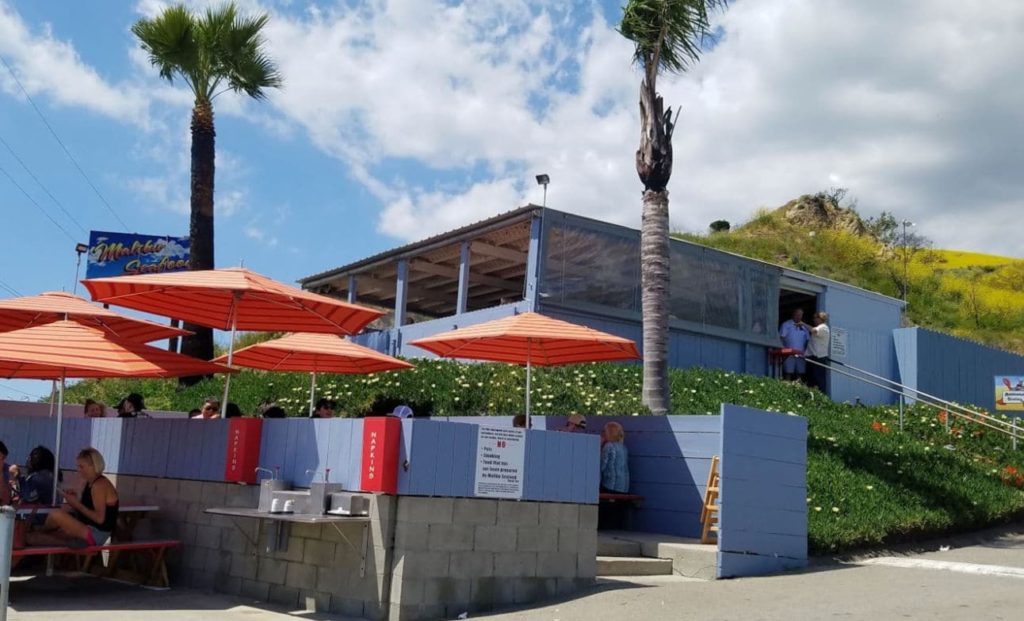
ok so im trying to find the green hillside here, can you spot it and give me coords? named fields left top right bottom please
left=679, top=193, right=1024, bottom=354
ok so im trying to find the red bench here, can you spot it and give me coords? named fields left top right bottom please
left=13, top=539, right=180, bottom=588
left=599, top=492, right=644, bottom=504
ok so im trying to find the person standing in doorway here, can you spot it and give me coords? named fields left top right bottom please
left=779, top=309, right=809, bottom=381
left=804, top=311, right=831, bottom=391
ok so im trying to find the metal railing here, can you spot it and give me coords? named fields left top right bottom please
left=802, top=356, right=1019, bottom=450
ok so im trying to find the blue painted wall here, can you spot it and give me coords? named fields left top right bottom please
left=717, top=403, right=808, bottom=578
left=819, top=287, right=903, bottom=405
left=895, top=327, right=1024, bottom=413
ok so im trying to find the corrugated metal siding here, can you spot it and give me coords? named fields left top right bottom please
left=819, top=288, right=903, bottom=405
left=902, top=328, right=1024, bottom=412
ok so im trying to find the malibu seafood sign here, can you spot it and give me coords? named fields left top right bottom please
left=995, top=376, right=1024, bottom=412
left=86, top=231, right=190, bottom=279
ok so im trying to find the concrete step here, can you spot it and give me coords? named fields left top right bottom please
left=597, top=556, right=674, bottom=576
left=600, top=530, right=719, bottom=580
left=598, top=536, right=642, bottom=557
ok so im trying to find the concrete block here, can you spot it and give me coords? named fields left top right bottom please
left=256, top=557, right=288, bottom=585
left=224, top=484, right=258, bottom=508
left=392, top=603, right=446, bottom=621
left=269, top=536, right=304, bottom=563
left=348, top=568, right=388, bottom=603
left=201, top=482, right=227, bottom=505
left=221, top=529, right=251, bottom=554
left=331, top=597, right=367, bottom=620
left=229, top=553, right=258, bottom=580
left=285, top=561, right=318, bottom=590
left=333, top=538, right=371, bottom=571
left=493, top=552, right=536, bottom=578
left=448, top=551, right=493, bottom=579
left=362, top=599, right=388, bottom=621
left=497, top=501, right=538, bottom=526
left=153, top=477, right=179, bottom=500
left=315, top=567, right=347, bottom=594
left=177, top=523, right=198, bottom=547
left=208, top=549, right=232, bottom=580
left=220, top=576, right=243, bottom=596
left=184, top=547, right=210, bottom=571
left=578, top=529, right=598, bottom=559
left=537, top=552, right=577, bottom=578
left=389, top=576, right=424, bottom=605
left=290, top=523, right=322, bottom=540
left=452, top=498, right=497, bottom=526
left=516, top=526, right=557, bottom=552
left=577, top=553, right=597, bottom=578
left=579, top=504, right=598, bottom=529
left=539, top=503, right=579, bottom=528
left=188, top=569, right=215, bottom=590
left=186, top=503, right=209, bottom=525
left=178, top=480, right=204, bottom=502
left=393, top=551, right=450, bottom=579
left=396, top=497, right=453, bottom=524
left=514, top=577, right=558, bottom=604
left=303, top=537, right=337, bottom=567
left=300, top=590, right=332, bottom=613
left=428, top=523, right=474, bottom=552
left=557, top=528, right=579, bottom=553
left=423, top=577, right=472, bottom=608
left=269, top=584, right=300, bottom=608
left=394, top=521, right=429, bottom=551
left=474, top=525, right=517, bottom=552
left=470, top=577, right=516, bottom=610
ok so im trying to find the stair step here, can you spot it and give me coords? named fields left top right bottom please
left=596, top=556, right=674, bottom=576
left=597, top=538, right=642, bottom=557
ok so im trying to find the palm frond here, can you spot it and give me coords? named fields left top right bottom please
left=131, top=4, right=199, bottom=86
left=619, top=0, right=728, bottom=74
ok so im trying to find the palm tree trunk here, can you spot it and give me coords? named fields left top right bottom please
left=641, top=190, right=671, bottom=414
left=180, top=100, right=216, bottom=375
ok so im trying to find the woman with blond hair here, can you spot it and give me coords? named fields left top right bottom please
left=27, top=447, right=119, bottom=547
left=600, top=422, right=630, bottom=494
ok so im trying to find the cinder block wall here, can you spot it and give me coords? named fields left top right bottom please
left=388, top=496, right=597, bottom=621
left=107, top=475, right=597, bottom=621
left=111, top=474, right=396, bottom=620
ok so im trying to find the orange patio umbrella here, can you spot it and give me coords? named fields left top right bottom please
left=0, top=320, right=235, bottom=503
left=83, top=267, right=385, bottom=409
left=0, top=291, right=190, bottom=342
left=214, top=332, right=413, bottom=416
left=408, top=311, right=640, bottom=419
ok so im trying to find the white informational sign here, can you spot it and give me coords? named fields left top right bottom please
left=830, top=327, right=848, bottom=360
left=474, top=426, right=526, bottom=499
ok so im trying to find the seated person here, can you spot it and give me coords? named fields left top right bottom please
left=512, top=414, right=528, bottom=428
left=0, top=441, right=11, bottom=506
left=10, top=445, right=56, bottom=506
left=26, top=447, right=119, bottom=548
left=600, top=422, right=630, bottom=494
left=116, top=393, right=146, bottom=418
left=84, top=399, right=106, bottom=418
left=224, top=402, right=243, bottom=418
left=564, top=414, right=587, bottom=432
left=313, top=398, right=337, bottom=418
left=193, top=398, right=221, bottom=419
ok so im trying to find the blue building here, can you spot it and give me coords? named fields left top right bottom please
left=300, top=206, right=905, bottom=405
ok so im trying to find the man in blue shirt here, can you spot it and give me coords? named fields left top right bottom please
left=779, top=309, right=810, bottom=381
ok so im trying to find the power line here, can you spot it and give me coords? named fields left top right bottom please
left=0, top=132, right=87, bottom=234
left=0, top=162, right=78, bottom=243
left=0, top=53, right=130, bottom=231
left=0, top=382, right=37, bottom=398
left=0, top=278, right=22, bottom=296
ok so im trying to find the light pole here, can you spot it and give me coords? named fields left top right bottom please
left=901, top=220, right=914, bottom=302
left=535, top=174, right=550, bottom=207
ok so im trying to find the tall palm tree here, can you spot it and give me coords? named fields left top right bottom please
left=132, top=4, right=281, bottom=368
left=620, top=0, right=726, bottom=414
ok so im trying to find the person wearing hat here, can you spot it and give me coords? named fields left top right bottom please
left=564, top=414, right=587, bottom=432
left=116, top=393, right=145, bottom=418
left=390, top=405, right=414, bottom=419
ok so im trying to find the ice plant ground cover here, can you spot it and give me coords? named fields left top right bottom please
left=66, top=361, right=1024, bottom=554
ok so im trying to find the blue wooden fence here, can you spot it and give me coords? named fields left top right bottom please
left=717, top=403, right=808, bottom=578
left=895, top=327, right=1024, bottom=413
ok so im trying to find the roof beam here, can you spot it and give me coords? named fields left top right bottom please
left=410, top=259, right=523, bottom=292
left=471, top=241, right=527, bottom=264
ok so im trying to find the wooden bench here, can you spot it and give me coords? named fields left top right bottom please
left=599, top=492, right=644, bottom=504
left=598, top=493, right=643, bottom=530
left=13, top=539, right=180, bottom=588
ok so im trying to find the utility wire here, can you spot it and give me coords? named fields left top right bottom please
left=0, top=53, right=130, bottom=231
left=0, top=382, right=36, bottom=397
left=0, top=132, right=87, bottom=234
left=0, top=162, right=78, bottom=243
left=0, top=278, right=22, bottom=296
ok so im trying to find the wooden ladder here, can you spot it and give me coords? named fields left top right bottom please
left=700, top=455, right=720, bottom=544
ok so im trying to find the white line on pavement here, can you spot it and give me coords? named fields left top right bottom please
left=857, top=557, right=1024, bottom=579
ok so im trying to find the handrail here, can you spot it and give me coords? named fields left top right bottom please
left=801, top=356, right=1019, bottom=449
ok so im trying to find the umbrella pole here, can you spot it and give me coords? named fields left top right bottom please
left=220, top=301, right=239, bottom=416
left=51, top=373, right=66, bottom=507
left=308, top=371, right=316, bottom=418
left=48, top=380, right=56, bottom=417
left=525, top=343, right=532, bottom=427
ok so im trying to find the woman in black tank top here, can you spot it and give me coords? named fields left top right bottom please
left=26, top=447, right=120, bottom=548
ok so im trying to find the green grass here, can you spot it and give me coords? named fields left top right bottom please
left=64, top=361, right=1024, bottom=555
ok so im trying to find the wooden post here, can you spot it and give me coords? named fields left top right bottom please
left=347, top=275, right=357, bottom=304
left=457, top=242, right=471, bottom=315
left=395, top=260, right=408, bottom=328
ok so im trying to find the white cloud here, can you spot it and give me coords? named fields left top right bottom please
left=0, top=1, right=149, bottom=125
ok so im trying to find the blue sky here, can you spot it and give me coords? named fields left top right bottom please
left=2, top=0, right=1023, bottom=400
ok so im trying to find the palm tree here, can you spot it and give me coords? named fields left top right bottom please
left=132, top=4, right=281, bottom=367
left=620, top=0, right=726, bottom=414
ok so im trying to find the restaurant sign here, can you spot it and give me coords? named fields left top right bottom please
left=474, top=426, right=525, bottom=499
left=86, top=230, right=190, bottom=279
left=996, top=376, right=1024, bottom=411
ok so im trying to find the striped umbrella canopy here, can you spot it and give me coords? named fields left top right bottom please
left=213, top=332, right=413, bottom=416
left=408, top=312, right=639, bottom=418
left=0, top=291, right=190, bottom=342
left=82, top=268, right=383, bottom=335
left=0, top=320, right=235, bottom=504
